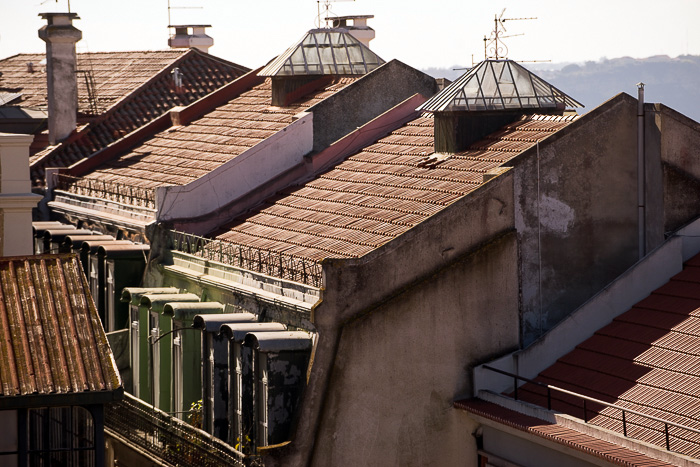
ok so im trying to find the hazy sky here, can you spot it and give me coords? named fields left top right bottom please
left=1, top=0, right=699, bottom=69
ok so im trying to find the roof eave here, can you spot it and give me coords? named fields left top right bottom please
left=0, top=386, right=124, bottom=410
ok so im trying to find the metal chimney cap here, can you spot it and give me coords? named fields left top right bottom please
left=39, top=12, right=80, bottom=22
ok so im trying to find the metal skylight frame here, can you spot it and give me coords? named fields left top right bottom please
left=419, top=59, right=583, bottom=112
left=259, top=28, right=385, bottom=77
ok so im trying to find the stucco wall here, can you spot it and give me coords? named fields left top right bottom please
left=514, top=94, right=640, bottom=345
left=656, top=104, right=700, bottom=232
left=311, top=232, right=519, bottom=467
left=309, top=60, right=437, bottom=151
left=263, top=171, right=518, bottom=466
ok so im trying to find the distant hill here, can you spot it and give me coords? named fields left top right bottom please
left=422, top=55, right=700, bottom=122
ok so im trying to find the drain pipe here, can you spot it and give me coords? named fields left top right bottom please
left=637, top=82, right=646, bottom=260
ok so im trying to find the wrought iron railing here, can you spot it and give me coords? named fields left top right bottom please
left=105, top=392, right=247, bottom=467
left=55, top=174, right=156, bottom=210
left=482, top=365, right=700, bottom=454
left=170, top=230, right=323, bottom=288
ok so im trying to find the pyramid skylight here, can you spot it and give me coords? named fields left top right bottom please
left=419, top=59, right=583, bottom=113
left=259, top=28, right=385, bottom=77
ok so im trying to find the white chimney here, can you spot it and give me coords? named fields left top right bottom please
left=38, top=12, right=82, bottom=145
left=0, top=133, right=42, bottom=256
left=330, top=15, right=376, bottom=48
left=168, top=25, right=214, bottom=54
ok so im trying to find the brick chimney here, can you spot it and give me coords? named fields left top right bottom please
left=38, top=12, right=82, bottom=145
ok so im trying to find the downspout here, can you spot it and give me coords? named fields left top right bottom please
left=637, top=83, right=646, bottom=260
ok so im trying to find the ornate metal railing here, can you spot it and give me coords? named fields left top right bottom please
left=105, top=392, right=247, bottom=467
left=55, top=174, right=156, bottom=210
left=170, top=230, right=323, bottom=288
left=482, top=365, right=700, bottom=455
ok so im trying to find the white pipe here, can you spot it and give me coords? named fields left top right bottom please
left=637, top=82, right=646, bottom=260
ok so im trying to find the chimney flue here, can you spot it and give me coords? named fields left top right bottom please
left=168, top=25, right=214, bottom=54
left=38, top=12, right=82, bottom=145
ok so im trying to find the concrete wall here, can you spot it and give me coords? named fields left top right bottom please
left=655, top=104, right=700, bottom=233
left=309, top=59, right=437, bottom=151
left=312, top=232, right=519, bottom=467
left=475, top=234, right=687, bottom=395
left=263, top=171, right=518, bottom=466
left=513, top=94, right=641, bottom=345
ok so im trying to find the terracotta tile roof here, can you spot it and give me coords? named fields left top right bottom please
left=19, top=49, right=249, bottom=185
left=456, top=398, right=678, bottom=467
left=0, top=254, right=121, bottom=405
left=515, top=253, right=700, bottom=458
left=213, top=114, right=578, bottom=262
left=77, top=77, right=356, bottom=188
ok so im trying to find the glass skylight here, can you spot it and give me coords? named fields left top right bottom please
left=259, top=28, right=385, bottom=77
left=419, top=60, right=583, bottom=112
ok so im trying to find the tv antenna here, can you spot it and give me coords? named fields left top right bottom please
left=39, top=0, right=71, bottom=12
left=315, top=0, right=355, bottom=28
left=483, top=9, right=536, bottom=60
left=167, top=0, right=204, bottom=27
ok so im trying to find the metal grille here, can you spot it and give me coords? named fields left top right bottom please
left=170, top=230, right=323, bottom=288
left=55, top=174, right=156, bottom=210
left=105, top=392, right=246, bottom=467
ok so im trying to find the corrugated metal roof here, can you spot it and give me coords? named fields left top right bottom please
left=0, top=254, right=121, bottom=405
left=193, top=312, right=257, bottom=332
left=456, top=399, right=678, bottom=467
left=139, top=293, right=200, bottom=313
left=220, top=322, right=287, bottom=342
left=418, top=60, right=583, bottom=113
left=515, top=253, right=700, bottom=458
left=213, top=113, right=577, bottom=262
left=162, top=301, right=224, bottom=321
left=120, top=287, right=180, bottom=306
left=244, top=331, right=313, bottom=352
left=259, top=28, right=384, bottom=77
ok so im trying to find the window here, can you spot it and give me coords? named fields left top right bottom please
left=0, top=407, right=96, bottom=467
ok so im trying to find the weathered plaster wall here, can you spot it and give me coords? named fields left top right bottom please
left=312, top=232, right=519, bottom=467
left=655, top=104, right=700, bottom=232
left=309, top=59, right=437, bottom=151
left=264, top=172, right=517, bottom=466
left=514, top=94, right=640, bottom=345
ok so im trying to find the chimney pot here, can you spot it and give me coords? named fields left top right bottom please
left=168, top=24, right=214, bottom=54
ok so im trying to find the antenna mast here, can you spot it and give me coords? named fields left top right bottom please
left=315, top=0, right=355, bottom=28
left=483, top=9, right=537, bottom=60
left=40, top=0, right=71, bottom=12
left=167, top=0, right=204, bottom=26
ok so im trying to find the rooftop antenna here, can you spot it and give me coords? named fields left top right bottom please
left=39, top=0, right=71, bottom=12
left=167, top=0, right=203, bottom=27
left=315, top=0, right=355, bottom=28
left=483, top=8, right=537, bottom=61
